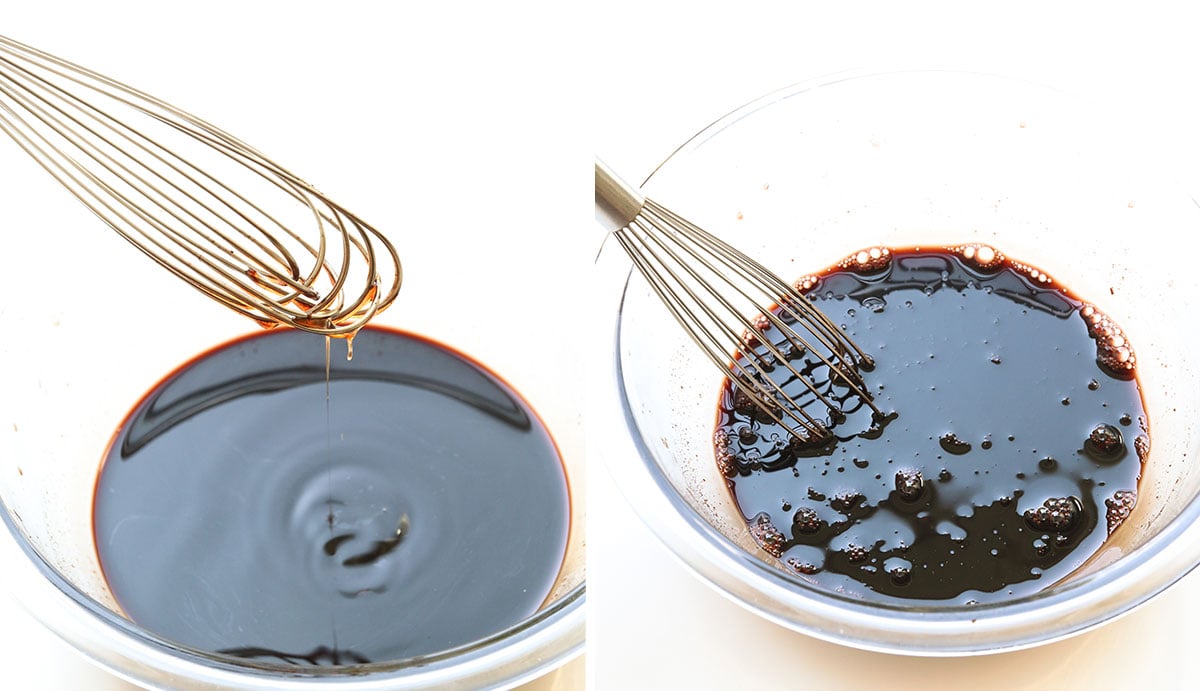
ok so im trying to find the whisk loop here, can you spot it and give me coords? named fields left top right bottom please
left=0, top=35, right=400, bottom=336
left=596, top=159, right=880, bottom=444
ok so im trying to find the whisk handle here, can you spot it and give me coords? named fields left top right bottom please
left=595, top=158, right=646, bottom=232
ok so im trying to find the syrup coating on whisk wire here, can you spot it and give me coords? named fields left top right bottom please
left=0, top=35, right=400, bottom=336
left=596, top=159, right=880, bottom=444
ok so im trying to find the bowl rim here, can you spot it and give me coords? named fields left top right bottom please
left=0, top=325, right=585, bottom=689
left=597, top=68, right=1200, bottom=656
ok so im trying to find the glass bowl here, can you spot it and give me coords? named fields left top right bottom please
left=0, top=168, right=585, bottom=687
left=594, top=70, right=1200, bottom=655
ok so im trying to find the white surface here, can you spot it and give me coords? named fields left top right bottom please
left=592, top=2, right=1200, bottom=690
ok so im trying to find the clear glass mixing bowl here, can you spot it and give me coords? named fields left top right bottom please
left=594, top=70, right=1200, bottom=654
left=0, top=160, right=585, bottom=686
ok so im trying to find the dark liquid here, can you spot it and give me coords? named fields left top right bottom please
left=715, top=246, right=1147, bottom=604
left=93, top=326, right=569, bottom=664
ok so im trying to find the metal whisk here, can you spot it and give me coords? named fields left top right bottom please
left=595, top=158, right=880, bottom=444
left=0, top=35, right=400, bottom=336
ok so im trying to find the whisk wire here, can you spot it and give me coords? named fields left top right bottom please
left=0, top=35, right=399, bottom=335
left=626, top=203, right=834, bottom=433
left=652, top=205, right=846, bottom=369
left=652, top=199, right=875, bottom=387
left=613, top=228, right=825, bottom=438
left=654, top=201, right=880, bottom=400
left=0, top=50, right=311, bottom=283
left=618, top=203, right=842, bottom=439
left=0, top=86, right=310, bottom=322
left=598, top=158, right=880, bottom=442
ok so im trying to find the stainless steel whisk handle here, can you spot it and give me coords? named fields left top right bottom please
left=595, top=158, right=646, bottom=233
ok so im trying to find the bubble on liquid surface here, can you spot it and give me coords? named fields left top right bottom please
left=951, top=243, right=1003, bottom=271
left=837, top=246, right=892, bottom=273
left=749, top=512, right=787, bottom=558
left=938, top=433, right=972, bottom=455
left=1105, top=490, right=1137, bottom=535
left=1084, top=424, right=1126, bottom=462
left=1081, top=303, right=1137, bottom=378
left=1023, top=497, right=1082, bottom=532
left=793, top=507, right=822, bottom=534
left=862, top=296, right=887, bottom=314
left=894, top=469, right=924, bottom=501
left=716, top=246, right=1147, bottom=604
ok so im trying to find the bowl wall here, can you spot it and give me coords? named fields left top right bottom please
left=604, top=71, right=1200, bottom=653
left=0, top=150, right=585, bottom=689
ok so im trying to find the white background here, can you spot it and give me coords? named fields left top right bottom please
left=4, top=2, right=1200, bottom=690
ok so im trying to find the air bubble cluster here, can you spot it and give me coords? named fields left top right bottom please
left=830, top=491, right=866, bottom=515
left=837, top=246, right=892, bottom=272
left=1105, top=490, right=1137, bottom=535
left=1011, top=261, right=1054, bottom=285
left=1134, top=434, right=1150, bottom=463
left=792, top=507, right=822, bottom=534
left=749, top=512, right=786, bottom=558
left=1081, top=303, right=1137, bottom=377
left=714, top=429, right=738, bottom=478
left=894, top=469, right=924, bottom=501
left=938, top=433, right=972, bottom=455
left=787, top=557, right=820, bottom=575
left=951, top=243, right=1004, bottom=271
left=717, top=245, right=1148, bottom=604
left=1084, top=424, right=1125, bottom=462
left=794, top=274, right=820, bottom=292
left=1023, top=497, right=1082, bottom=532
left=844, top=544, right=870, bottom=563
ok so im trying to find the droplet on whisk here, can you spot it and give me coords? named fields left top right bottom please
left=0, top=36, right=401, bottom=337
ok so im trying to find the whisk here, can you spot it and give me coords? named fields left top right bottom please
left=0, top=35, right=400, bottom=336
left=595, top=158, right=880, bottom=444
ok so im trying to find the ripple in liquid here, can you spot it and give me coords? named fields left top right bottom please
left=93, top=327, right=570, bottom=664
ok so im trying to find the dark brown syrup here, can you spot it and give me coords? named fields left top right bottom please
left=93, top=326, right=570, bottom=664
left=714, top=245, right=1147, bottom=604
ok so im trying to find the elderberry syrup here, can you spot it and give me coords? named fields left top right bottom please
left=93, top=326, right=569, bottom=664
left=715, top=245, right=1147, bottom=603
